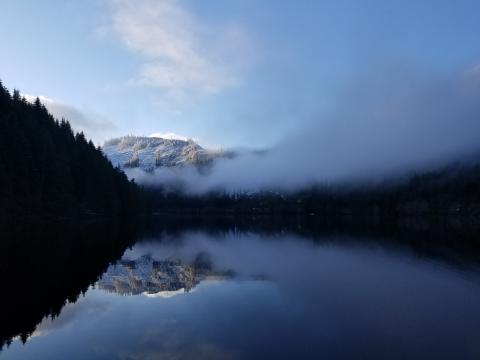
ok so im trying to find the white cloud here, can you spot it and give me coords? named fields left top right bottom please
left=465, top=63, right=480, bottom=82
left=470, top=63, right=480, bottom=74
left=128, top=64, right=480, bottom=193
left=23, top=94, right=117, bottom=144
left=149, top=132, right=190, bottom=141
left=107, top=0, right=253, bottom=98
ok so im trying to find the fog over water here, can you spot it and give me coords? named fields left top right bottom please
left=128, top=64, right=480, bottom=193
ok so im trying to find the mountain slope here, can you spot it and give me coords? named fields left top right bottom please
left=103, top=136, right=232, bottom=172
left=0, top=81, right=144, bottom=218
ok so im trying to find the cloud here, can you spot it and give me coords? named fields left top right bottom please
left=466, top=63, right=480, bottom=79
left=23, top=94, right=117, bottom=144
left=128, top=63, right=480, bottom=193
left=149, top=132, right=192, bottom=141
left=107, top=0, right=253, bottom=99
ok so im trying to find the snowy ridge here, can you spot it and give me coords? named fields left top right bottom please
left=102, top=136, right=232, bottom=172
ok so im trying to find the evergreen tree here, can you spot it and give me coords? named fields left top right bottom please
left=0, top=80, right=145, bottom=219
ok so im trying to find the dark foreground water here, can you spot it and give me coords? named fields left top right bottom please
left=1, top=218, right=480, bottom=359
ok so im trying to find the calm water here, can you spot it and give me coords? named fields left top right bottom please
left=1, top=219, right=480, bottom=359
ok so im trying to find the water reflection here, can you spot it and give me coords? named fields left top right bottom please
left=1, top=217, right=480, bottom=359
left=0, top=220, right=139, bottom=349
left=98, top=253, right=234, bottom=296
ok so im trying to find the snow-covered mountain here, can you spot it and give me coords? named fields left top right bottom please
left=102, top=136, right=232, bottom=172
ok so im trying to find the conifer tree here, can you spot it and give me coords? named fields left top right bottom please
left=0, top=79, right=144, bottom=219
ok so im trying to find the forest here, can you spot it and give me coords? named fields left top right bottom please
left=1, top=78, right=479, bottom=222
left=0, top=81, right=144, bottom=219
left=145, top=161, right=480, bottom=220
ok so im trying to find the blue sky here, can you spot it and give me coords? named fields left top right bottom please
left=1, top=0, right=480, bottom=147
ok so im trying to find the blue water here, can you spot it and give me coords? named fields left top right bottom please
left=2, top=229, right=480, bottom=359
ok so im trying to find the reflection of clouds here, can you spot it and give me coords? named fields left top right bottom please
left=128, top=231, right=316, bottom=280
left=121, top=233, right=195, bottom=261
left=5, top=231, right=480, bottom=360
left=118, top=340, right=237, bottom=360
left=143, top=288, right=186, bottom=298
left=30, top=293, right=112, bottom=340
left=127, top=230, right=480, bottom=321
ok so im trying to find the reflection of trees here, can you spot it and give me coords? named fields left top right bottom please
left=0, top=220, right=139, bottom=349
left=1, top=215, right=480, bottom=351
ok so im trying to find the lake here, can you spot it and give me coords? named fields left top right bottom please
left=1, top=217, right=480, bottom=359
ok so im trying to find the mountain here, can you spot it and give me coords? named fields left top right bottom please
left=103, top=136, right=233, bottom=172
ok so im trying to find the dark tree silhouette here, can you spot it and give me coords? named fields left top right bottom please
left=0, top=80, right=144, bottom=219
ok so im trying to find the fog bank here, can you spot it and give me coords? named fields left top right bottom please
left=128, top=64, right=480, bottom=194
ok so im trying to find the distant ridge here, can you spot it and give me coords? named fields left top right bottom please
left=103, top=136, right=233, bottom=172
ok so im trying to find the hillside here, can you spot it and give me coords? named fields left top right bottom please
left=146, top=161, right=480, bottom=219
left=0, top=81, right=144, bottom=218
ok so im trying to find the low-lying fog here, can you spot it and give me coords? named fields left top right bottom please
left=128, top=64, right=480, bottom=194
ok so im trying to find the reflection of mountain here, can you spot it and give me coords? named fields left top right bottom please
left=97, top=253, right=233, bottom=296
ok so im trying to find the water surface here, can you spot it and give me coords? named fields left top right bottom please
left=1, top=220, right=480, bottom=359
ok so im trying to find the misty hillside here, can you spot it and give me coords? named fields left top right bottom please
left=103, top=136, right=233, bottom=172
left=146, top=159, right=480, bottom=219
left=0, top=81, right=144, bottom=218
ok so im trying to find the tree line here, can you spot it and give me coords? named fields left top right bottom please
left=145, top=161, right=480, bottom=219
left=0, top=80, right=144, bottom=219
